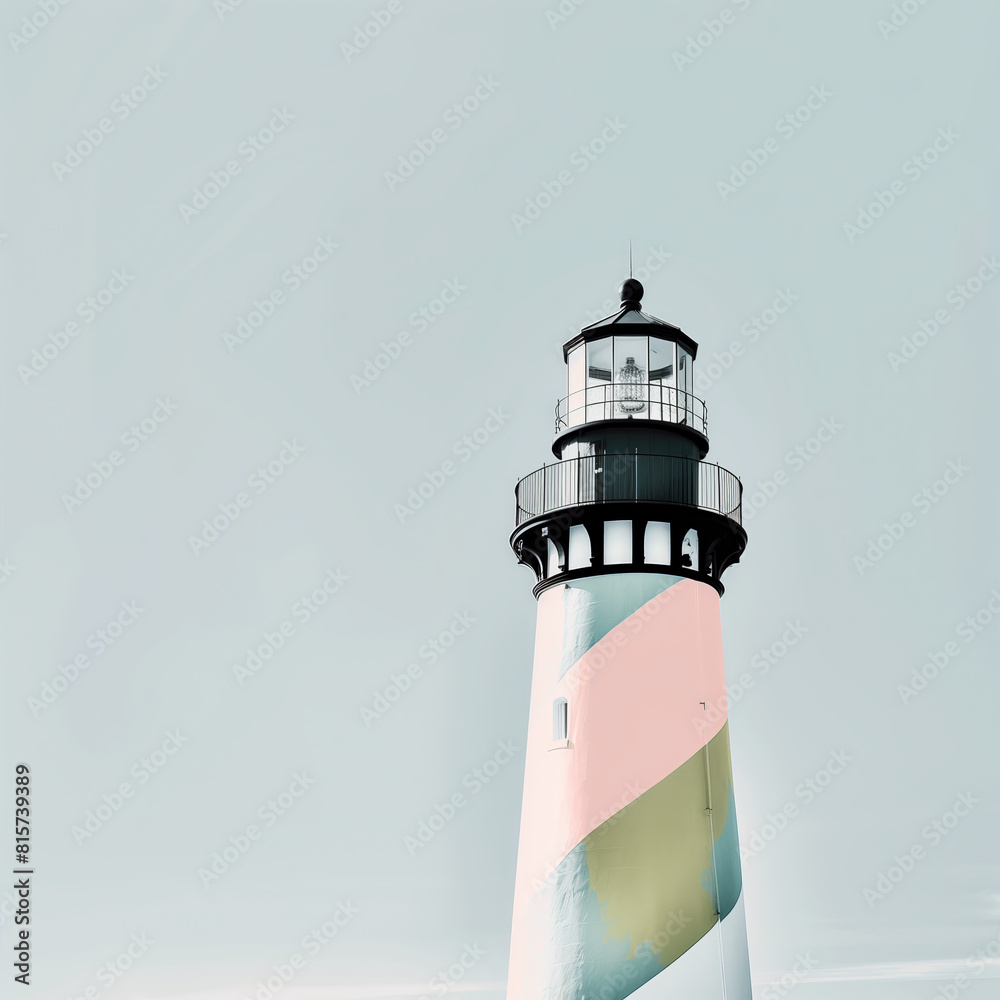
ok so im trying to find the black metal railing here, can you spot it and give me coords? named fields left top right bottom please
left=514, top=453, right=742, bottom=527
left=555, top=383, right=708, bottom=434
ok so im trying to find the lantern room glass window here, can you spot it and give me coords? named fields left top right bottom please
left=564, top=332, right=697, bottom=430
left=567, top=345, right=585, bottom=427
left=677, top=347, right=692, bottom=423
left=648, top=338, right=676, bottom=422
left=586, top=337, right=613, bottom=421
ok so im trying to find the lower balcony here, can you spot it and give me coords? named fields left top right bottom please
left=514, top=453, right=743, bottom=528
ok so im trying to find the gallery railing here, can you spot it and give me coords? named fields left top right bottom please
left=555, top=383, right=708, bottom=434
left=514, top=453, right=743, bottom=527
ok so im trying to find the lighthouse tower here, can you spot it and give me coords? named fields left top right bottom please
left=506, top=278, right=752, bottom=999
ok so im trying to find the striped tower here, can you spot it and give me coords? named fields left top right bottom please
left=506, top=278, right=752, bottom=999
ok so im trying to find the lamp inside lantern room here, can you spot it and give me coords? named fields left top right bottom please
left=615, top=355, right=646, bottom=413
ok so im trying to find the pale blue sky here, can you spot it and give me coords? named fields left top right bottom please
left=2, top=1, right=1000, bottom=997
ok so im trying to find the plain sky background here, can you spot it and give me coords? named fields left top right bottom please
left=2, top=0, right=1000, bottom=997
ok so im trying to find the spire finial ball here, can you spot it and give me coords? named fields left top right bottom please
left=619, top=278, right=643, bottom=306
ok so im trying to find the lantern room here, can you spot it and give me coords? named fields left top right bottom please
left=556, top=278, right=707, bottom=449
left=513, top=275, right=746, bottom=596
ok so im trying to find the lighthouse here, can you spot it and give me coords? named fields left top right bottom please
left=506, top=278, right=753, bottom=999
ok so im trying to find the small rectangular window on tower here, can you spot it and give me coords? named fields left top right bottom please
left=553, top=698, right=568, bottom=741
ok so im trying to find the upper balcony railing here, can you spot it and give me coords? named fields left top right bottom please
left=555, top=383, right=708, bottom=435
left=514, top=453, right=742, bottom=527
